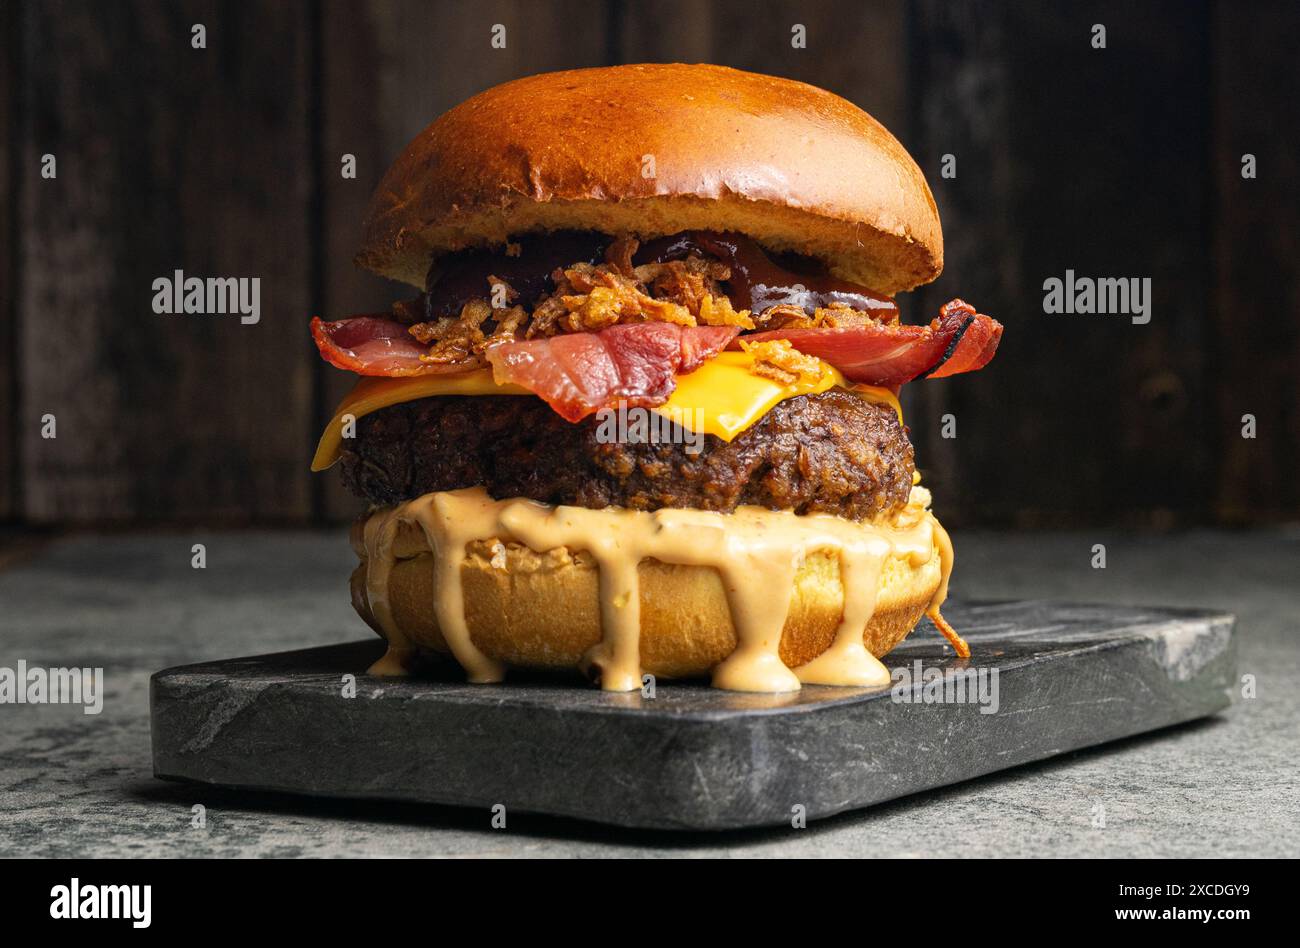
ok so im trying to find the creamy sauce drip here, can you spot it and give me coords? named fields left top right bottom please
left=361, top=487, right=954, bottom=693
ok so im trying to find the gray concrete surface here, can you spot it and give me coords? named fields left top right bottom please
left=1, top=528, right=1297, bottom=857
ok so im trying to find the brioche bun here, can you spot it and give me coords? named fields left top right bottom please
left=357, top=63, right=942, bottom=297
left=349, top=504, right=943, bottom=683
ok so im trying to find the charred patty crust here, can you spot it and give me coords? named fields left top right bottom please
left=338, top=391, right=915, bottom=521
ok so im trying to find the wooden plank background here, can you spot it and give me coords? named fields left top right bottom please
left=1, top=0, right=18, bottom=519
left=910, top=0, right=1217, bottom=527
left=1210, top=0, right=1300, bottom=523
left=1, top=0, right=1296, bottom=528
left=11, top=0, right=315, bottom=523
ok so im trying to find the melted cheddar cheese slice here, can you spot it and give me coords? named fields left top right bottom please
left=311, top=352, right=901, bottom=471
left=651, top=352, right=901, bottom=439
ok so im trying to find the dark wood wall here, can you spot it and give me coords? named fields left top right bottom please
left=2, top=0, right=1296, bottom=527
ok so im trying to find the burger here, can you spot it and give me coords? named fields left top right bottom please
left=309, top=64, right=1001, bottom=693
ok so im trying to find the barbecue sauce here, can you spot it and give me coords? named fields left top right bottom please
left=422, top=231, right=608, bottom=319
left=420, top=230, right=898, bottom=320
left=635, top=232, right=898, bottom=319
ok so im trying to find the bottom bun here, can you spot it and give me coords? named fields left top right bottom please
left=349, top=491, right=946, bottom=688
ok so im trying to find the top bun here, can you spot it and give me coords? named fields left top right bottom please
left=357, top=64, right=942, bottom=296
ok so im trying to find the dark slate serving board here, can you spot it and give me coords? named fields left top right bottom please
left=150, top=600, right=1235, bottom=830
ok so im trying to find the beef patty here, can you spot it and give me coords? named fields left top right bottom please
left=338, top=391, right=915, bottom=521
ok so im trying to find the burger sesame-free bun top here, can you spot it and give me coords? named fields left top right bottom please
left=357, top=63, right=943, bottom=297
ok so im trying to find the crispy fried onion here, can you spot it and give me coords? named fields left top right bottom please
left=407, top=236, right=753, bottom=366
left=927, top=607, right=972, bottom=659
left=752, top=301, right=900, bottom=332
left=738, top=338, right=826, bottom=386
left=408, top=299, right=528, bottom=365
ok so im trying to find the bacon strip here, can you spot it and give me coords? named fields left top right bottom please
left=312, top=298, right=1000, bottom=397
left=310, top=315, right=478, bottom=377
left=735, top=299, right=1002, bottom=386
left=485, top=323, right=740, bottom=422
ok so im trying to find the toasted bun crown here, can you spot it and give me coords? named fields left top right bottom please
left=358, top=63, right=942, bottom=295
